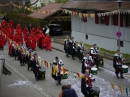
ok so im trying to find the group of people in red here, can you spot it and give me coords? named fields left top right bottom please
left=0, top=17, right=52, bottom=52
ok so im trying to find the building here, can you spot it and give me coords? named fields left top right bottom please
left=62, top=0, right=130, bottom=54
left=29, top=3, right=71, bottom=31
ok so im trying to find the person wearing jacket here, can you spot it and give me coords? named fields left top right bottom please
left=113, top=50, right=124, bottom=79
left=81, top=69, right=95, bottom=97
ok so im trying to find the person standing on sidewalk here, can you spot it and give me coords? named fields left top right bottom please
left=113, top=50, right=124, bottom=79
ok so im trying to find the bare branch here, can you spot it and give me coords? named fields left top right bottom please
left=26, top=0, right=39, bottom=7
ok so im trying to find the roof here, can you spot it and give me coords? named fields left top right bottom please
left=61, top=1, right=130, bottom=11
left=29, top=3, right=63, bottom=19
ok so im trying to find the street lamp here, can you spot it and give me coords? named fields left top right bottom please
left=116, top=0, right=123, bottom=51
left=22, top=0, right=26, bottom=14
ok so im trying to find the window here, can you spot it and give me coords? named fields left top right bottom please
left=86, top=34, right=88, bottom=40
left=117, top=40, right=124, bottom=47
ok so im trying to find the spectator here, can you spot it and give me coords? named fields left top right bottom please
left=62, top=84, right=78, bottom=97
left=58, top=85, right=67, bottom=97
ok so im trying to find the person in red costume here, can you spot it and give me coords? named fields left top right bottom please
left=1, top=20, right=7, bottom=28
left=9, top=20, right=14, bottom=27
left=27, top=34, right=33, bottom=49
left=31, top=27, right=36, bottom=36
left=23, top=26, right=28, bottom=42
left=37, top=31, right=41, bottom=47
left=0, top=33, right=4, bottom=50
left=16, top=24, right=22, bottom=35
left=10, top=24, right=14, bottom=33
left=8, top=40, right=13, bottom=56
left=2, top=34, right=7, bottom=45
left=4, top=24, right=10, bottom=37
left=36, top=26, right=41, bottom=35
left=45, top=34, right=52, bottom=51
left=31, top=34, right=37, bottom=50
left=41, top=32, right=46, bottom=49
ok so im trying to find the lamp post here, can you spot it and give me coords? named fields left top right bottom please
left=22, top=0, right=26, bottom=14
left=116, top=0, right=122, bottom=51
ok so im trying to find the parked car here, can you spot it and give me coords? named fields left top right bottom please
left=43, top=24, right=63, bottom=36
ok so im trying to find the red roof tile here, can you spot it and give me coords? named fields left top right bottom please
left=29, top=3, right=63, bottom=19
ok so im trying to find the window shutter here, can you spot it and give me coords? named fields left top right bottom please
left=114, top=14, right=118, bottom=26
left=120, top=14, right=123, bottom=27
left=95, top=11, right=99, bottom=24
left=105, top=15, right=109, bottom=25
left=125, top=14, right=128, bottom=27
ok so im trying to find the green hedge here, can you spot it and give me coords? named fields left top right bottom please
left=6, top=12, right=48, bottom=28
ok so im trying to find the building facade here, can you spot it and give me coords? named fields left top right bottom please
left=62, top=0, right=130, bottom=54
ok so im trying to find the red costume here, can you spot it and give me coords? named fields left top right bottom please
left=45, top=34, right=52, bottom=51
left=0, top=35, right=4, bottom=50
left=31, top=35, right=37, bottom=50
left=16, top=24, right=22, bottom=35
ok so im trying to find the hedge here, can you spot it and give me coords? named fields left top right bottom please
left=6, top=12, right=48, bottom=28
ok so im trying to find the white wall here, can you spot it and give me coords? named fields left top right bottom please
left=71, top=13, right=130, bottom=54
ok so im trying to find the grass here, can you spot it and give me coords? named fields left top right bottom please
left=53, top=39, right=130, bottom=65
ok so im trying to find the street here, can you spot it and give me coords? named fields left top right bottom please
left=0, top=36, right=130, bottom=97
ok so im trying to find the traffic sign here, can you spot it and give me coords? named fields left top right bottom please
left=116, top=31, right=122, bottom=37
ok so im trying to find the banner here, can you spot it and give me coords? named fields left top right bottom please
left=62, top=9, right=130, bottom=18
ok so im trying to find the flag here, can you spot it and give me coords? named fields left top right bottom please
left=46, top=62, right=48, bottom=69
left=118, top=86, right=124, bottom=95
left=50, top=63, right=52, bottom=68
left=77, top=73, right=80, bottom=79
left=73, top=72, right=76, bottom=78
left=111, top=84, right=115, bottom=91
left=62, top=68, right=66, bottom=75
left=125, top=87, right=130, bottom=96
left=44, top=60, right=47, bottom=67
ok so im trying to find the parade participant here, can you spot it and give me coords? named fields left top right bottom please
left=45, top=34, right=52, bottom=51
left=52, top=56, right=64, bottom=85
left=16, top=24, right=22, bottom=35
left=9, top=20, right=14, bottom=27
left=32, top=53, right=39, bottom=80
left=23, top=26, right=28, bottom=42
left=90, top=44, right=99, bottom=69
left=27, top=50, right=33, bottom=71
left=36, top=26, right=41, bottom=35
left=62, top=84, right=78, bottom=97
left=8, top=40, right=13, bottom=57
left=0, top=33, right=4, bottom=50
left=28, top=23, right=33, bottom=33
left=69, top=37, right=77, bottom=60
left=82, top=52, right=93, bottom=74
left=81, top=69, right=95, bottom=97
left=77, top=41, right=85, bottom=62
left=64, top=36, right=70, bottom=57
left=31, top=34, right=37, bottom=50
left=13, top=46, right=18, bottom=60
left=113, top=50, right=124, bottom=79
left=19, top=48, right=25, bottom=66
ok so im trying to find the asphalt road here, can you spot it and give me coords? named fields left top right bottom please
left=0, top=35, right=130, bottom=97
